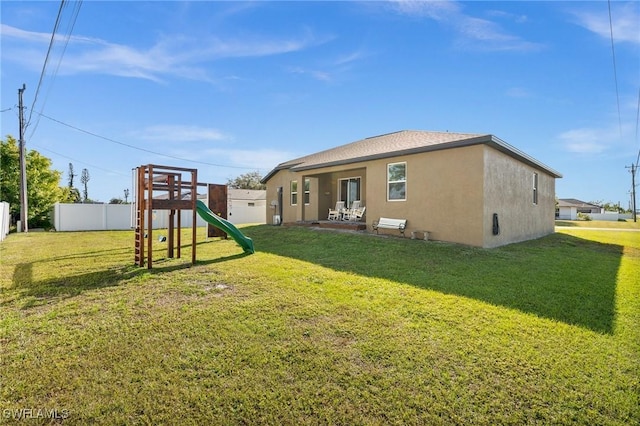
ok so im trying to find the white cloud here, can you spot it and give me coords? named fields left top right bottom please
left=165, top=146, right=294, bottom=172
left=506, top=87, right=533, bottom=98
left=557, top=126, right=625, bottom=154
left=571, top=2, right=640, bottom=45
left=389, top=0, right=542, bottom=52
left=220, top=148, right=293, bottom=171
left=486, top=10, right=528, bottom=24
left=287, top=48, right=370, bottom=83
left=1, top=23, right=328, bottom=83
left=334, top=50, right=369, bottom=66
left=288, top=66, right=332, bottom=82
left=391, top=0, right=461, bottom=21
left=1, top=23, right=52, bottom=42
left=133, top=125, right=228, bottom=143
left=455, top=16, right=541, bottom=51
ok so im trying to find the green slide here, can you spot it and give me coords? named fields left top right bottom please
left=195, top=200, right=255, bottom=254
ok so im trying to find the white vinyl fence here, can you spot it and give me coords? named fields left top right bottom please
left=51, top=203, right=206, bottom=231
left=52, top=203, right=134, bottom=231
left=0, top=202, right=9, bottom=242
left=558, top=207, right=633, bottom=222
left=586, top=212, right=632, bottom=221
left=51, top=201, right=266, bottom=232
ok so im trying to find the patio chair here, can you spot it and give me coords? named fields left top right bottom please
left=328, top=201, right=345, bottom=221
left=343, top=206, right=365, bottom=221
left=341, top=200, right=359, bottom=220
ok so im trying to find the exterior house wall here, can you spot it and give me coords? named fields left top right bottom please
left=321, top=168, right=367, bottom=215
left=265, top=145, right=557, bottom=247
left=266, top=147, right=487, bottom=245
left=557, top=206, right=577, bottom=220
left=305, top=176, right=320, bottom=221
left=228, top=199, right=267, bottom=224
left=317, top=174, right=334, bottom=219
left=227, top=190, right=267, bottom=224
left=266, top=167, right=368, bottom=224
left=265, top=170, right=297, bottom=224
left=365, top=146, right=485, bottom=246
left=482, top=147, right=556, bottom=248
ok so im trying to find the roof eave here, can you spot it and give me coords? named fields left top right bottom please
left=261, top=162, right=304, bottom=183
left=263, top=133, right=562, bottom=180
left=290, top=135, right=494, bottom=173
left=487, top=135, right=563, bottom=178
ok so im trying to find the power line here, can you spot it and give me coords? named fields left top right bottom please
left=635, top=86, right=640, bottom=168
left=33, top=144, right=130, bottom=177
left=607, top=0, right=623, bottom=138
left=38, top=112, right=266, bottom=170
left=26, top=0, right=66, bottom=130
left=26, top=0, right=83, bottom=140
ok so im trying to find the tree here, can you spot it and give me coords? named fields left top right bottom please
left=80, top=168, right=90, bottom=202
left=0, top=136, right=20, bottom=217
left=67, top=163, right=76, bottom=187
left=588, top=200, right=629, bottom=213
left=227, top=171, right=266, bottom=190
left=1, top=135, right=65, bottom=228
left=59, top=186, right=81, bottom=204
left=64, top=162, right=81, bottom=203
left=109, top=198, right=123, bottom=204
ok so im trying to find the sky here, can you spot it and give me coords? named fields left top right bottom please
left=1, top=1, right=639, bottom=208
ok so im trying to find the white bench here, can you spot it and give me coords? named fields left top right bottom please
left=372, top=217, right=407, bottom=237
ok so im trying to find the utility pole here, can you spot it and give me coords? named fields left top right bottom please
left=18, top=84, right=28, bottom=233
left=630, top=164, right=637, bottom=222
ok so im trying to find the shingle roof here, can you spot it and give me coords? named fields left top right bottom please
left=263, top=130, right=562, bottom=181
left=228, top=189, right=266, bottom=201
left=558, top=198, right=600, bottom=208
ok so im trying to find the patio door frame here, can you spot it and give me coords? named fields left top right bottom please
left=338, top=177, right=361, bottom=209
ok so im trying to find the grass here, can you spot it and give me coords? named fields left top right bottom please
left=0, top=225, right=638, bottom=425
left=556, top=219, right=640, bottom=229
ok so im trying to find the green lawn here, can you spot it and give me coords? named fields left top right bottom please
left=556, top=219, right=640, bottom=229
left=1, top=226, right=638, bottom=425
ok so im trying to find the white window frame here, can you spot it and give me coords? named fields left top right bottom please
left=533, top=172, right=539, bottom=205
left=304, top=178, right=310, bottom=205
left=387, top=162, right=407, bottom=201
left=290, top=180, right=298, bottom=206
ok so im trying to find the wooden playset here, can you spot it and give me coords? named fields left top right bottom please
left=134, top=164, right=199, bottom=268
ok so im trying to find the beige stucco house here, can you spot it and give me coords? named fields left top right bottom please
left=262, top=130, right=562, bottom=248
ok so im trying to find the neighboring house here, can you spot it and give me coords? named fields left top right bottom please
left=228, top=189, right=267, bottom=224
left=262, top=130, right=562, bottom=248
left=152, top=189, right=266, bottom=224
left=556, top=199, right=602, bottom=220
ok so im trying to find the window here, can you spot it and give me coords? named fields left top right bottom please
left=304, top=178, right=310, bottom=205
left=532, top=172, right=538, bottom=205
left=387, top=162, right=406, bottom=201
left=290, top=180, right=298, bottom=205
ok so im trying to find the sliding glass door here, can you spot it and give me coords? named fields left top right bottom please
left=339, top=177, right=360, bottom=209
